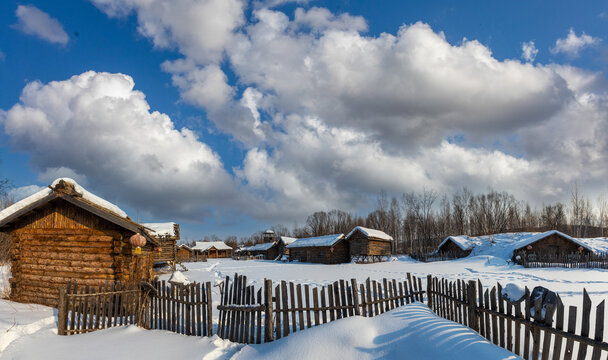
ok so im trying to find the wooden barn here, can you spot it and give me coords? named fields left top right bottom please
left=0, top=178, right=158, bottom=307
left=176, top=244, right=194, bottom=262
left=247, top=241, right=278, bottom=260
left=436, top=235, right=481, bottom=259
left=192, top=241, right=233, bottom=258
left=513, top=230, right=594, bottom=263
left=277, top=236, right=297, bottom=258
left=286, top=234, right=349, bottom=264
left=346, top=226, right=393, bottom=262
left=262, top=229, right=277, bottom=243
left=143, top=222, right=179, bottom=269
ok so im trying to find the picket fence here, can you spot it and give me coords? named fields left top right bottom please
left=57, top=280, right=213, bottom=337
left=216, top=272, right=425, bottom=344
left=427, top=275, right=608, bottom=360
left=520, top=253, right=608, bottom=269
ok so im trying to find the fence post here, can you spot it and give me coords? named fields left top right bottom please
left=205, top=281, right=213, bottom=336
left=426, top=275, right=433, bottom=311
left=351, top=279, right=360, bottom=316
left=57, top=286, right=68, bottom=336
left=264, top=279, right=274, bottom=342
left=467, top=280, right=478, bottom=332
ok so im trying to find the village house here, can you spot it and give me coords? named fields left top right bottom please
left=512, top=230, right=595, bottom=262
left=192, top=241, right=233, bottom=258
left=286, top=234, right=349, bottom=264
left=277, top=236, right=297, bottom=258
left=346, top=226, right=393, bottom=262
left=143, top=222, right=179, bottom=269
left=436, top=235, right=481, bottom=259
left=176, top=244, right=197, bottom=262
left=247, top=241, right=279, bottom=260
left=0, top=178, right=158, bottom=307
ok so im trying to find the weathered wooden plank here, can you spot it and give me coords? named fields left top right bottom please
left=591, top=300, right=605, bottom=360
left=352, top=279, right=360, bottom=316
left=274, top=284, right=282, bottom=340
left=313, top=287, right=320, bottom=325
left=328, top=284, right=336, bottom=322
left=523, top=287, right=531, bottom=360
left=550, top=297, right=563, bottom=360
left=297, top=284, right=305, bottom=331
left=321, top=287, right=328, bottom=324
left=281, top=280, right=290, bottom=336
left=290, top=282, right=297, bottom=332
left=563, top=306, right=576, bottom=360
left=576, top=289, right=592, bottom=360
left=490, top=287, right=499, bottom=345
left=366, top=278, right=373, bottom=316
left=256, top=287, right=262, bottom=343
left=305, top=284, right=312, bottom=328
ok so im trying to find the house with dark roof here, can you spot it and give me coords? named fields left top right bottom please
left=286, top=234, right=349, bottom=264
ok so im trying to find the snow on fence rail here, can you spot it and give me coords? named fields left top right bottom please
left=216, top=272, right=426, bottom=344
left=427, top=275, right=608, bottom=360
left=57, top=280, right=213, bottom=337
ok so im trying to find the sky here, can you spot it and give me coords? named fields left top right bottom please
left=0, top=0, right=607, bottom=241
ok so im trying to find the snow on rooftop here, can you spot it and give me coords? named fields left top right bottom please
left=0, top=178, right=128, bottom=225
left=143, top=222, right=177, bottom=237
left=280, top=236, right=297, bottom=245
left=192, top=241, right=232, bottom=251
left=346, top=226, right=393, bottom=241
left=286, top=234, right=344, bottom=248
left=438, top=235, right=482, bottom=252
left=577, top=237, right=608, bottom=254
left=168, top=271, right=190, bottom=285
left=512, top=230, right=598, bottom=253
left=248, top=242, right=277, bottom=251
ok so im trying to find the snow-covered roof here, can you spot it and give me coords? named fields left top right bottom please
left=168, top=271, right=190, bottom=285
left=286, top=234, right=344, bottom=248
left=0, top=178, right=129, bottom=225
left=438, top=235, right=483, bottom=251
left=513, top=230, right=595, bottom=252
left=178, top=244, right=193, bottom=251
left=280, top=236, right=297, bottom=245
left=264, top=229, right=275, bottom=234
left=248, top=242, right=277, bottom=251
left=143, top=222, right=177, bottom=237
left=577, top=237, right=608, bottom=254
left=346, top=226, right=393, bottom=241
left=192, top=241, right=232, bottom=251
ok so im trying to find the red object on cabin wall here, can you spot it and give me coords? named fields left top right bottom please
left=526, top=245, right=533, bottom=250
left=130, top=233, right=147, bottom=247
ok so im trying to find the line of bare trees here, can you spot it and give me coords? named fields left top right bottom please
left=237, top=185, right=608, bottom=254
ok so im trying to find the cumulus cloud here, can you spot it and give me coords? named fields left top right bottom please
left=551, top=28, right=601, bottom=57
left=1, top=71, right=243, bottom=220
left=522, top=41, right=538, bottom=62
left=9, top=185, right=47, bottom=202
left=13, top=5, right=69, bottom=45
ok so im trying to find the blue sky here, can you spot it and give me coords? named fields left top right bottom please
left=0, top=0, right=607, bottom=240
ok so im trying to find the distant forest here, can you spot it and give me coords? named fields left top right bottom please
left=193, top=184, right=608, bottom=254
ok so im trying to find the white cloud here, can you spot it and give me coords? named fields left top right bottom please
left=521, top=41, right=538, bottom=62
left=13, top=5, right=69, bottom=45
left=38, top=167, right=88, bottom=185
left=9, top=185, right=47, bottom=202
left=551, top=28, right=601, bottom=57
left=1, top=71, right=243, bottom=221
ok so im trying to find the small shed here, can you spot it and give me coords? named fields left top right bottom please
left=277, top=236, right=297, bottom=258
left=513, top=230, right=594, bottom=262
left=143, top=222, right=179, bottom=269
left=248, top=241, right=279, bottom=260
left=436, top=235, right=481, bottom=259
left=286, top=234, right=349, bottom=264
left=346, top=226, right=393, bottom=262
left=192, top=241, right=233, bottom=258
left=262, top=229, right=277, bottom=243
left=176, top=244, right=194, bottom=262
left=0, top=178, right=158, bottom=307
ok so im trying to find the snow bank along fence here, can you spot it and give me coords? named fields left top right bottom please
left=217, top=272, right=425, bottom=344
left=519, top=252, right=608, bottom=269
left=57, top=280, right=213, bottom=337
left=427, top=275, right=607, bottom=360
left=410, top=250, right=465, bottom=262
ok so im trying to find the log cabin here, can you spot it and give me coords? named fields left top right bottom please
left=0, top=178, right=158, bottom=307
left=277, top=236, right=297, bottom=258
left=176, top=244, right=194, bottom=262
left=247, top=241, right=279, bottom=260
left=346, top=226, right=393, bottom=262
left=436, top=235, right=480, bottom=259
left=143, top=222, right=179, bottom=269
left=512, top=230, right=594, bottom=263
left=286, top=234, right=349, bottom=264
left=192, top=241, right=233, bottom=258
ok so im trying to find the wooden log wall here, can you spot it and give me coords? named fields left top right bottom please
left=348, top=231, right=392, bottom=257
left=427, top=275, right=608, bottom=360
left=217, top=272, right=425, bottom=344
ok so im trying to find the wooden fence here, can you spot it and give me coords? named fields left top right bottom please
left=217, top=272, right=426, bottom=344
left=410, top=250, right=467, bottom=262
left=518, top=252, right=608, bottom=269
left=58, top=280, right=213, bottom=337
left=427, top=275, right=608, bottom=360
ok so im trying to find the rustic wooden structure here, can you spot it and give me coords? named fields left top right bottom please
left=520, top=252, right=608, bottom=269
left=217, top=272, right=425, bottom=344
left=176, top=244, right=194, bottom=262
left=428, top=275, right=608, bottom=360
left=247, top=241, right=279, bottom=260
left=192, top=241, right=233, bottom=258
left=262, top=229, right=277, bottom=243
left=286, top=234, right=349, bottom=264
left=436, top=235, right=477, bottom=258
left=0, top=179, right=158, bottom=307
left=57, top=279, right=213, bottom=337
left=277, top=236, right=297, bottom=258
left=513, top=230, right=594, bottom=264
left=144, top=222, right=179, bottom=269
left=346, top=226, right=392, bottom=262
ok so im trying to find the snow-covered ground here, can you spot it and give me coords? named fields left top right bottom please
left=2, top=255, right=607, bottom=359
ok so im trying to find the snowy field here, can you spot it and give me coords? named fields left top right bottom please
left=2, top=256, right=607, bottom=359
